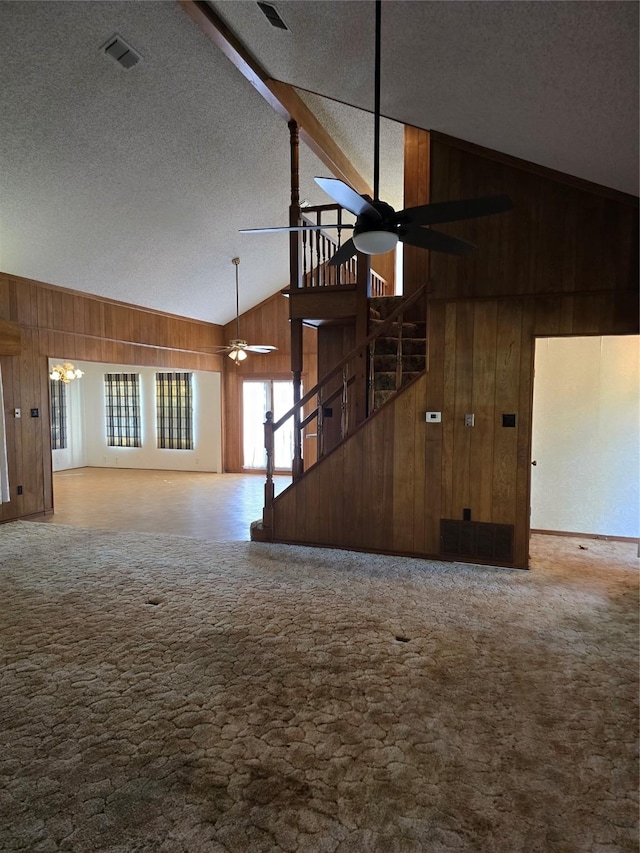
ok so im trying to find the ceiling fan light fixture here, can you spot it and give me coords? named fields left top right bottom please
left=352, top=229, right=398, bottom=256
left=228, top=348, right=248, bottom=362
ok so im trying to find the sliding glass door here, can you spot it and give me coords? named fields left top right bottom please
left=243, top=380, right=295, bottom=471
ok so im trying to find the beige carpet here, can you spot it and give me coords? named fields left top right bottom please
left=0, top=522, right=637, bottom=852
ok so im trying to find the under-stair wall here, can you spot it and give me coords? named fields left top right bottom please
left=268, top=130, right=638, bottom=568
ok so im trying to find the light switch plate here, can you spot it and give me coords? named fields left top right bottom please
left=425, top=411, right=441, bottom=423
left=464, top=413, right=475, bottom=427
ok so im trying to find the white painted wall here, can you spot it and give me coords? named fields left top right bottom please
left=50, top=360, right=222, bottom=473
left=531, top=335, right=639, bottom=537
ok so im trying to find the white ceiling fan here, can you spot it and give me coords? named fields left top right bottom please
left=207, top=257, right=277, bottom=362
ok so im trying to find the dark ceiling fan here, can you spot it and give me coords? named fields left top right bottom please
left=241, top=0, right=513, bottom=264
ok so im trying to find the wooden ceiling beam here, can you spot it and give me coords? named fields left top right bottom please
left=178, top=0, right=373, bottom=197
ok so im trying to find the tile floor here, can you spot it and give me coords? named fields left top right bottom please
left=38, top=468, right=291, bottom=541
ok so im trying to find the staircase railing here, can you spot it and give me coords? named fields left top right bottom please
left=300, top=204, right=388, bottom=296
left=262, top=281, right=429, bottom=531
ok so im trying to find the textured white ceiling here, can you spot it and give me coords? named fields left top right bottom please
left=216, top=0, right=639, bottom=194
left=0, top=1, right=339, bottom=324
left=0, top=1, right=637, bottom=327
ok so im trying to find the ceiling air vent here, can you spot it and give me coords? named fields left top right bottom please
left=101, top=34, right=141, bottom=70
left=257, top=2, right=288, bottom=30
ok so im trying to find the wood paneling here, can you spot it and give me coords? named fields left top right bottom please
left=403, top=125, right=431, bottom=297
left=269, top=131, right=638, bottom=568
left=0, top=272, right=225, bottom=524
left=315, top=323, right=355, bottom=455
left=287, top=287, right=357, bottom=321
left=426, top=131, right=638, bottom=302
left=0, top=320, right=20, bottom=354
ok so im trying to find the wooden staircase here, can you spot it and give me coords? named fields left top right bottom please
left=252, top=282, right=430, bottom=543
left=369, top=296, right=427, bottom=410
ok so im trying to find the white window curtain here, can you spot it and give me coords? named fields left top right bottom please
left=0, top=367, right=9, bottom=502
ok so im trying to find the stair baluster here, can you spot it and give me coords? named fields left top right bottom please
left=299, top=205, right=390, bottom=292
left=368, top=339, right=376, bottom=415
left=263, top=410, right=275, bottom=530
left=341, top=365, right=349, bottom=440
left=302, top=229, right=308, bottom=286
left=317, top=388, right=324, bottom=459
left=396, top=313, right=404, bottom=393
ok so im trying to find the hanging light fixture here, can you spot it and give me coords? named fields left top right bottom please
left=49, top=362, right=84, bottom=383
left=228, top=257, right=247, bottom=363
left=228, top=348, right=248, bottom=362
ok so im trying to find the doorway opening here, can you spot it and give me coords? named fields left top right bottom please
left=243, top=379, right=295, bottom=471
left=530, top=335, right=639, bottom=540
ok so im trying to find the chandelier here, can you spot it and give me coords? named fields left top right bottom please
left=49, top=362, right=84, bottom=383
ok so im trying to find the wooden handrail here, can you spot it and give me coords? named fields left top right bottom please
left=262, top=279, right=429, bottom=534
left=272, top=280, right=430, bottom=433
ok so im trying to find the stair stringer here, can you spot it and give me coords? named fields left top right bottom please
left=270, top=372, right=441, bottom=558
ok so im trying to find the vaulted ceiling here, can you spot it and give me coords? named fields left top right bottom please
left=1, top=1, right=637, bottom=326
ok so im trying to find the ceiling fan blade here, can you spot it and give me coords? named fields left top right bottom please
left=199, top=346, right=233, bottom=352
left=397, top=194, right=513, bottom=228
left=241, top=224, right=354, bottom=234
left=245, top=345, right=277, bottom=353
left=315, top=177, right=381, bottom=220
left=328, top=237, right=358, bottom=267
left=400, top=226, right=476, bottom=256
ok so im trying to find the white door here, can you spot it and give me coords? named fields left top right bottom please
left=243, top=380, right=295, bottom=471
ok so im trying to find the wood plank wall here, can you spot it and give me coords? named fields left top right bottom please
left=0, top=273, right=225, bottom=523
left=270, top=130, right=639, bottom=568
left=222, top=289, right=317, bottom=471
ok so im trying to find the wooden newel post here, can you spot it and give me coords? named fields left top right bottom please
left=263, top=410, right=275, bottom=530
left=354, top=252, right=370, bottom=427
left=289, top=119, right=304, bottom=481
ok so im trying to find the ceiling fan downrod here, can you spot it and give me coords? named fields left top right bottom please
left=373, top=0, right=381, bottom=203
left=232, top=256, right=241, bottom=341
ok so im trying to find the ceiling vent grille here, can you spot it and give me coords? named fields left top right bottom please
left=102, top=34, right=141, bottom=70
left=257, top=2, right=288, bottom=30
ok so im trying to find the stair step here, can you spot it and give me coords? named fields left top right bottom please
left=374, top=389, right=396, bottom=408
left=373, top=354, right=426, bottom=372
left=374, top=367, right=425, bottom=390
left=370, top=318, right=423, bottom=337
left=375, top=337, right=426, bottom=356
left=401, top=371, right=423, bottom=385
left=369, top=296, right=406, bottom=321
left=250, top=519, right=271, bottom=542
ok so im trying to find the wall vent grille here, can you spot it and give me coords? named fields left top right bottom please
left=257, top=2, right=288, bottom=30
left=102, top=34, right=141, bottom=70
left=440, top=519, right=514, bottom=564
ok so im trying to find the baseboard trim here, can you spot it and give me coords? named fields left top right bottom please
left=531, top=529, right=639, bottom=544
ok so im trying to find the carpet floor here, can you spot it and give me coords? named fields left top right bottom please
left=0, top=522, right=637, bottom=852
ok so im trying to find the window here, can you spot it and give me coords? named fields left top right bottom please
left=50, top=378, right=67, bottom=450
left=156, top=372, right=193, bottom=450
left=104, top=373, right=141, bottom=447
